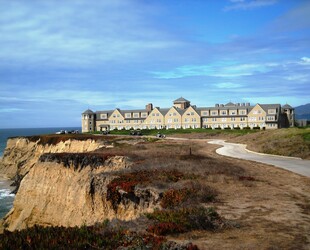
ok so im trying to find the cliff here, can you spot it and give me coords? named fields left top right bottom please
left=0, top=136, right=161, bottom=231
left=0, top=136, right=107, bottom=194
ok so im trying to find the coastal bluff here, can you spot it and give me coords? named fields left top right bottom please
left=0, top=135, right=161, bottom=231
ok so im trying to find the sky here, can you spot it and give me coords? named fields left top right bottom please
left=0, top=0, right=309, bottom=128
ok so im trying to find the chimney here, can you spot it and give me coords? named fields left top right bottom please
left=215, top=104, right=219, bottom=107
left=246, top=102, right=250, bottom=106
left=146, top=103, right=153, bottom=111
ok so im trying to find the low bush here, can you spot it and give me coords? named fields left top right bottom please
left=39, top=153, right=116, bottom=171
left=160, top=188, right=192, bottom=208
left=146, top=207, right=224, bottom=236
left=0, top=224, right=169, bottom=249
left=239, top=176, right=256, bottom=181
left=107, top=169, right=186, bottom=211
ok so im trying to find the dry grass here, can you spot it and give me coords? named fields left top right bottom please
left=231, top=127, right=310, bottom=159
left=4, top=134, right=310, bottom=249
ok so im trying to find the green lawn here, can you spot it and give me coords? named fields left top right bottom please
left=90, top=128, right=259, bottom=137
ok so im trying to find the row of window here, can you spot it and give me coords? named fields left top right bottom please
left=202, top=117, right=247, bottom=122
left=202, top=110, right=247, bottom=116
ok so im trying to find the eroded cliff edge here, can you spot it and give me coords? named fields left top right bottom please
left=0, top=136, right=161, bottom=231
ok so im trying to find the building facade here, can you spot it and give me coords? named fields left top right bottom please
left=82, top=97, right=294, bottom=132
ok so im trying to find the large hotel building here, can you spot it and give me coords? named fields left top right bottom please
left=82, top=97, right=294, bottom=133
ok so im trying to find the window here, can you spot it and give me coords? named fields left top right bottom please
left=168, top=119, right=172, bottom=123
left=133, top=113, right=139, bottom=118
left=231, top=117, right=236, bottom=121
left=212, top=118, right=217, bottom=122
left=211, top=111, right=217, bottom=116
left=202, top=111, right=209, bottom=116
left=173, top=112, right=177, bottom=116
left=185, top=118, right=189, bottom=122
left=249, top=117, right=256, bottom=121
left=156, top=113, right=159, bottom=116
left=268, top=109, right=276, bottom=114
left=100, top=114, right=107, bottom=119
left=203, top=118, right=208, bottom=122
left=267, top=116, right=275, bottom=121
left=230, top=110, right=236, bottom=115
left=174, top=118, right=178, bottom=122
left=141, top=113, right=147, bottom=118
left=222, top=118, right=226, bottom=122
left=239, top=110, right=246, bottom=115
left=240, top=117, right=246, bottom=121
left=191, top=112, right=194, bottom=115
left=221, top=110, right=227, bottom=115
left=192, top=118, right=196, bottom=122
left=125, top=113, right=131, bottom=118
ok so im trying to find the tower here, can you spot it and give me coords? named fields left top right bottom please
left=282, top=104, right=295, bottom=127
left=82, top=109, right=95, bottom=132
left=173, top=97, right=191, bottom=110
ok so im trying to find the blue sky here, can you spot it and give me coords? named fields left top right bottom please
left=0, top=0, right=309, bottom=128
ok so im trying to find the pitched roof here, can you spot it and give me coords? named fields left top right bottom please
left=282, top=104, right=293, bottom=109
left=173, top=97, right=190, bottom=103
left=82, top=109, right=94, bottom=114
left=225, top=102, right=235, bottom=107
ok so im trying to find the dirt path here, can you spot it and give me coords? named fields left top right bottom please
left=208, top=139, right=310, bottom=177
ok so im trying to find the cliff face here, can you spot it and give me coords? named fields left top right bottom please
left=0, top=137, right=161, bottom=231
left=0, top=137, right=105, bottom=179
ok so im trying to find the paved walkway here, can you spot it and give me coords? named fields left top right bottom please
left=208, top=139, right=310, bottom=177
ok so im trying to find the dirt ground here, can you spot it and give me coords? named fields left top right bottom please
left=92, top=136, right=310, bottom=249
left=1, top=135, right=309, bottom=249
left=171, top=141, right=310, bottom=249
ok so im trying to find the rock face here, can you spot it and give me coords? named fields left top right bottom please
left=0, top=137, right=161, bottom=231
left=0, top=137, right=105, bottom=179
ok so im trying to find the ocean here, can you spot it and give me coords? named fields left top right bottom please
left=0, top=127, right=80, bottom=219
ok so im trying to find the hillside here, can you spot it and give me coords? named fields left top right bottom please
left=295, top=103, right=310, bottom=120
left=231, top=127, right=310, bottom=159
left=0, top=134, right=310, bottom=249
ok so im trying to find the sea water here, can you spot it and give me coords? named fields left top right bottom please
left=0, top=127, right=80, bottom=219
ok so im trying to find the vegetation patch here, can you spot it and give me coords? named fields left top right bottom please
left=0, top=224, right=200, bottom=249
left=146, top=207, right=225, bottom=236
left=239, top=176, right=256, bottom=181
left=39, top=153, right=116, bottom=171
left=107, top=169, right=185, bottom=211
left=160, top=185, right=217, bottom=209
left=13, top=134, right=117, bottom=146
left=160, top=188, right=192, bottom=209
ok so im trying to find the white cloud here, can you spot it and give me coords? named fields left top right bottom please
left=301, top=57, right=310, bottom=64
left=215, top=82, right=242, bottom=88
left=224, top=0, right=278, bottom=11
left=0, top=1, right=180, bottom=67
left=0, top=108, right=23, bottom=113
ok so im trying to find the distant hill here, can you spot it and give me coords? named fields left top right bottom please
left=294, top=103, right=310, bottom=120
